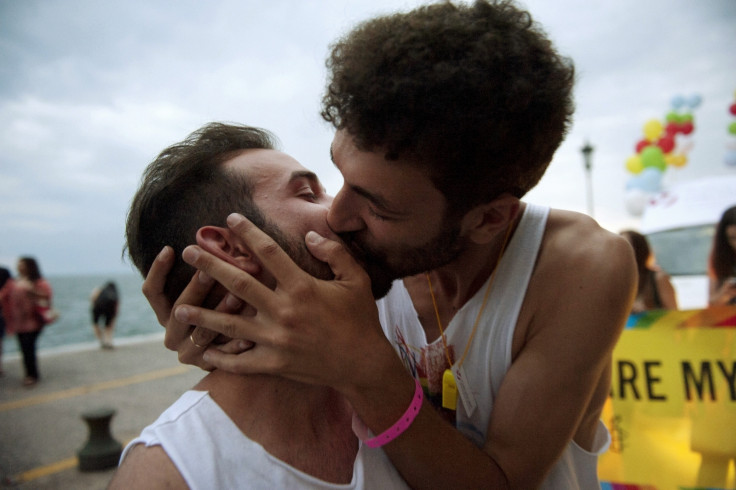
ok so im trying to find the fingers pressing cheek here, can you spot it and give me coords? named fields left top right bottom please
left=182, top=245, right=201, bottom=265
left=174, top=305, right=194, bottom=324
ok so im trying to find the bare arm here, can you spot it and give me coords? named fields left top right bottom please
left=709, top=276, right=736, bottom=306
left=483, top=225, right=636, bottom=486
left=108, top=444, right=187, bottom=490
left=655, top=270, right=678, bottom=310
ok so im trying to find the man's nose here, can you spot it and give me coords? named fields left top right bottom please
left=327, top=187, right=364, bottom=233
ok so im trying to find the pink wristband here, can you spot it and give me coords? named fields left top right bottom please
left=364, top=378, right=423, bottom=448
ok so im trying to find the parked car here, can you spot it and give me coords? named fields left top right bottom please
left=639, top=174, right=736, bottom=309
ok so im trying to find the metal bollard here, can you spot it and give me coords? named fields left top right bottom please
left=77, top=407, right=122, bottom=471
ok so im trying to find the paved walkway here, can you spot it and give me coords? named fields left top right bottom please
left=0, top=335, right=205, bottom=489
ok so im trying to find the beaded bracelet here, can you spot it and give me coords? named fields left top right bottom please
left=364, top=378, right=423, bottom=448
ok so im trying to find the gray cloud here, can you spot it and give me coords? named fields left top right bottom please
left=1, top=0, right=734, bottom=275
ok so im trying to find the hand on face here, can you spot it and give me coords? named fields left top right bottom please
left=141, top=246, right=253, bottom=370
left=170, top=213, right=390, bottom=390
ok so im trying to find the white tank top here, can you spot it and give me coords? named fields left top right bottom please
left=120, top=390, right=409, bottom=489
left=376, top=203, right=610, bottom=489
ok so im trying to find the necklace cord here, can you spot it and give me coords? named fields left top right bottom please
left=426, top=221, right=514, bottom=370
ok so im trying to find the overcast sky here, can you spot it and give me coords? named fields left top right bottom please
left=1, top=0, right=735, bottom=276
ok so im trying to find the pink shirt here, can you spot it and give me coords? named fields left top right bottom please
left=3, top=278, right=51, bottom=334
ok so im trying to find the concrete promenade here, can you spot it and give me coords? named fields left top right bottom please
left=0, top=335, right=206, bottom=489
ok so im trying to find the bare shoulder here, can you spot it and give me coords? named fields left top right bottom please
left=108, top=443, right=188, bottom=489
left=518, top=208, right=636, bottom=349
left=542, top=209, right=634, bottom=282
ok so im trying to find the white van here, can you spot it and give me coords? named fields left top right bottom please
left=639, top=174, right=736, bottom=309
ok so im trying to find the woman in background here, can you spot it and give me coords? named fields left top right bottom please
left=708, top=205, right=736, bottom=306
left=620, top=230, right=678, bottom=312
left=8, top=257, right=53, bottom=386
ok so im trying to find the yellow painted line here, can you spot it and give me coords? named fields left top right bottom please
left=12, top=437, right=137, bottom=484
left=0, top=365, right=192, bottom=412
left=14, top=457, right=78, bottom=482
left=3, top=366, right=193, bottom=483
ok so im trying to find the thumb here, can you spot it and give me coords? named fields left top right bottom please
left=306, top=231, right=367, bottom=283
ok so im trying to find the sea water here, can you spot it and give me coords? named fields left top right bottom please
left=2, top=273, right=161, bottom=357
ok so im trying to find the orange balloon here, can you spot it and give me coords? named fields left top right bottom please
left=666, top=153, right=688, bottom=167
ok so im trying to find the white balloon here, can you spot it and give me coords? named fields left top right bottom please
left=625, top=188, right=651, bottom=217
left=725, top=149, right=736, bottom=167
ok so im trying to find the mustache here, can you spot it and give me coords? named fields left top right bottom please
left=337, top=231, right=366, bottom=257
left=336, top=231, right=377, bottom=267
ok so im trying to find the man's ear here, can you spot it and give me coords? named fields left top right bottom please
left=460, top=194, right=520, bottom=244
left=196, top=226, right=261, bottom=275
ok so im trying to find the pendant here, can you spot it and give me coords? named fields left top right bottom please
left=442, top=368, right=458, bottom=410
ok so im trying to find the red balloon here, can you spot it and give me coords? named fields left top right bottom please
left=657, top=136, right=675, bottom=153
left=635, top=140, right=650, bottom=153
left=730, top=103, right=736, bottom=116
left=681, top=121, right=694, bottom=135
left=665, top=122, right=680, bottom=135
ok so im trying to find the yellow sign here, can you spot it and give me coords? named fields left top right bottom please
left=599, top=306, right=736, bottom=490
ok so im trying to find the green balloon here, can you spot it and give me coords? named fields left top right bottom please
left=729, top=121, right=736, bottom=135
left=640, top=146, right=666, bottom=171
left=665, top=111, right=679, bottom=123
left=681, top=113, right=693, bottom=123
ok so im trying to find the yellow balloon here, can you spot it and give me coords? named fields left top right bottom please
left=626, top=154, right=643, bottom=174
left=643, top=119, right=663, bottom=142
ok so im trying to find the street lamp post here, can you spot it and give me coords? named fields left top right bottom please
left=581, top=141, right=594, bottom=217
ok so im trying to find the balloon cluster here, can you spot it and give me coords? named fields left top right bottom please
left=624, top=94, right=701, bottom=216
left=726, top=90, right=736, bottom=167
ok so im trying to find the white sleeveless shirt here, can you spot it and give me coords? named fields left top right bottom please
left=376, top=203, right=610, bottom=489
left=120, top=390, right=409, bottom=489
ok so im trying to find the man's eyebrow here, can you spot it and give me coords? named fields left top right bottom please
left=349, top=185, right=397, bottom=213
left=329, top=146, right=401, bottom=215
left=289, top=170, right=324, bottom=191
left=289, top=170, right=319, bottom=182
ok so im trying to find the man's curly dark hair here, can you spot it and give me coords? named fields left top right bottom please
left=321, top=0, right=575, bottom=216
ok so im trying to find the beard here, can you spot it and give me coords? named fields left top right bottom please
left=260, top=220, right=335, bottom=281
left=339, top=216, right=467, bottom=299
left=255, top=210, right=466, bottom=298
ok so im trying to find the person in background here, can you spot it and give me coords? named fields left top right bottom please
left=6, top=257, right=52, bottom=386
left=90, top=281, right=119, bottom=349
left=620, top=230, right=678, bottom=312
left=0, top=267, right=13, bottom=376
left=708, top=205, right=736, bottom=306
